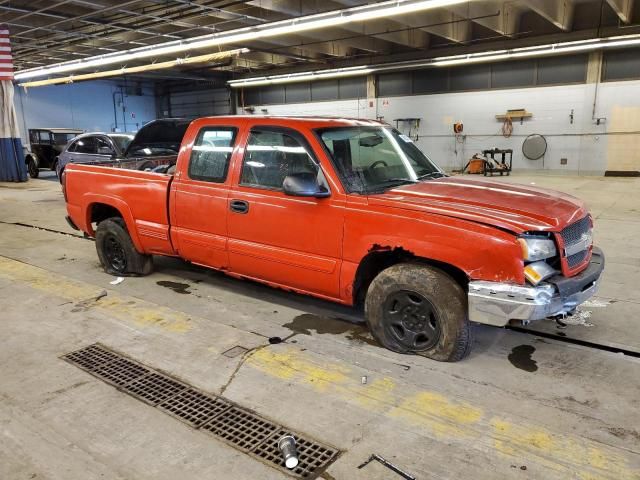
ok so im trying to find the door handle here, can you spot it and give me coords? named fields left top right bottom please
left=230, top=199, right=249, bottom=214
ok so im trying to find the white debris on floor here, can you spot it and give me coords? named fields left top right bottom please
left=565, top=310, right=594, bottom=327
left=581, top=299, right=611, bottom=308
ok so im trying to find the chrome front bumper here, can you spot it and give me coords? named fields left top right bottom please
left=468, top=247, right=605, bottom=327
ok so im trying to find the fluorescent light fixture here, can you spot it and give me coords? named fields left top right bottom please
left=15, top=0, right=469, bottom=81
left=228, top=33, right=640, bottom=87
left=430, top=34, right=640, bottom=66
left=18, top=49, right=248, bottom=87
left=228, top=66, right=373, bottom=88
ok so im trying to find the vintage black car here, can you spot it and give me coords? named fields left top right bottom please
left=26, top=128, right=84, bottom=178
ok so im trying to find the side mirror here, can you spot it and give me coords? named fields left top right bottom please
left=283, top=172, right=330, bottom=198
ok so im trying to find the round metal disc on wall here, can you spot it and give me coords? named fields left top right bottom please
left=522, top=134, right=547, bottom=160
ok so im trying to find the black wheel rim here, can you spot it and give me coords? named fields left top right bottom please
left=383, top=290, right=441, bottom=351
left=28, top=162, right=37, bottom=176
left=104, top=234, right=127, bottom=272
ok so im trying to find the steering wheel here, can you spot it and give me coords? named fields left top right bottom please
left=368, top=160, right=388, bottom=170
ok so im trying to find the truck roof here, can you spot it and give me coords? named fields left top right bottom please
left=193, top=115, right=386, bottom=129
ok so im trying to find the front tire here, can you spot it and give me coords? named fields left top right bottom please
left=365, top=263, right=473, bottom=362
left=95, top=217, right=153, bottom=276
left=27, top=158, right=39, bottom=178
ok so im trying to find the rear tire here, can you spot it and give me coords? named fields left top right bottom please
left=27, top=158, right=39, bottom=178
left=95, top=217, right=153, bottom=276
left=365, top=263, right=473, bottom=362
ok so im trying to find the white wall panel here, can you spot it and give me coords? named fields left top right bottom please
left=244, top=79, right=640, bottom=174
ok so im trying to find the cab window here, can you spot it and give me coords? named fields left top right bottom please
left=37, top=131, right=52, bottom=144
left=188, top=127, right=237, bottom=182
left=240, top=128, right=325, bottom=191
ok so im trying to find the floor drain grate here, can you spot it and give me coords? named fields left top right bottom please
left=62, top=344, right=340, bottom=478
left=93, top=357, right=150, bottom=387
left=63, top=344, right=120, bottom=371
left=201, top=406, right=280, bottom=452
left=125, top=372, right=188, bottom=405
left=159, top=388, right=230, bottom=427
left=253, top=429, right=338, bottom=478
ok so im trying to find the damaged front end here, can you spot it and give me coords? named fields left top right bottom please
left=468, top=249, right=602, bottom=327
left=467, top=218, right=604, bottom=327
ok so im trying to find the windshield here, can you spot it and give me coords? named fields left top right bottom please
left=110, top=134, right=134, bottom=152
left=316, top=126, right=444, bottom=193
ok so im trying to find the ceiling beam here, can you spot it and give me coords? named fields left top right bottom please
left=0, top=5, right=185, bottom=40
left=245, top=0, right=392, bottom=53
left=605, top=0, right=634, bottom=22
left=448, top=1, right=522, bottom=37
left=344, top=18, right=430, bottom=50
left=525, top=0, right=575, bottom=31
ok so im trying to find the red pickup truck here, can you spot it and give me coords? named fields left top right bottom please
left=64, top=116, right=604, bottom=361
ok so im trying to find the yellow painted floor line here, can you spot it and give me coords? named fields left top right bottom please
left=247, top=347, right=640, bottom=480
left=0, top=255, right=191, bottom=333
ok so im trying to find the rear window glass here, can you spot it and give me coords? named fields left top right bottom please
left=188, top=127, right=237, bottom=182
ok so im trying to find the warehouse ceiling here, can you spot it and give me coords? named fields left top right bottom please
left=2, top=0, right=639, bottom=82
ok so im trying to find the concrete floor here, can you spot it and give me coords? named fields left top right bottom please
left=1, top=171, right=639, bottom=480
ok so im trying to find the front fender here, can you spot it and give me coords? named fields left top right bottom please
left=341, top=211, right=525, bottom=302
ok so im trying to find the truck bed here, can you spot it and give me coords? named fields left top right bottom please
left=64, top=163, right=176, bottom=256
left=66, top=154, right=177, bottom=172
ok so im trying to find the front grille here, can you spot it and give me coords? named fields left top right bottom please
left=559, top=216, right=591, bottom=271
left=567, top=250, right=588, bottom=268
left=560, top=216, right=590, bottom=246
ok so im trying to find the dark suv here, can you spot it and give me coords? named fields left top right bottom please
left=26, top=128, right=84, bottom=178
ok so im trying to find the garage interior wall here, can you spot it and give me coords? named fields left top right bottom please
left=236, top=49, right=640, bottom=175
left=156, top=85, right=232, bottom=119
left=14, top=80, right=157, bottom=143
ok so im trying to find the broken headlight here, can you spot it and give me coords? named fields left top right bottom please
left=518, top=235, right=557, bottom=262
left=518, top=235, right=559, bottom=285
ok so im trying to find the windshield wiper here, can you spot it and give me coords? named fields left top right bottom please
left=377, top=178, right=418, bottom=188
left=417, top=171, right=446, bottom=180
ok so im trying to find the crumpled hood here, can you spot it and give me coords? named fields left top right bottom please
left=369, top=176, right=588, bottom=233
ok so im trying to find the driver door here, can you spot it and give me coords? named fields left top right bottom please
left=227, top=126, right=345, bottom=299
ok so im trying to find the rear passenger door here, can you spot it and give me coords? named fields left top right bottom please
left=171, top=125, right=240, bottom=269
left=227, top=126, right=344, bottom=299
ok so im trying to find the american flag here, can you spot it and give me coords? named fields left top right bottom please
left=0, top=26, right=13, bottom=81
